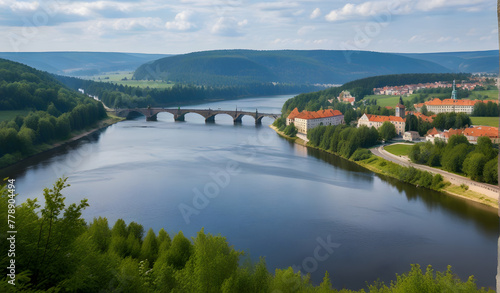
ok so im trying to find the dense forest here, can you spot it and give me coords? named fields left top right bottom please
left=132, top=50, right=451, bottom=86
left=0, top=59, right=108, bottom=167
left=409, top=135, right=498, bottom=184
left=55, top=75, right=322, bottom=109
left=0, top=178, right=493, bottom=292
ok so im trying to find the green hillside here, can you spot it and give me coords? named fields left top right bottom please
left=133, top=50, right=451, bottom=85
left=0, top=52, right=171, bottom=76
left=0, top=58, right=108, bottom=167
left=400, top=50, right=498, bottom=73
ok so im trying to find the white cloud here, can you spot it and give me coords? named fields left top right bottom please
left=437, top=36, right=451, bottom=43
left=297, top=26, right=315, bottom=36
left=325, top=0, right=490, bottom=22
left=211, top=17, right=247, bottom=36
left=310, top=8, right=321, bottom=19
left=165, top=11, right=196, bottom=31
left=408, top=35, right=425, bottom=43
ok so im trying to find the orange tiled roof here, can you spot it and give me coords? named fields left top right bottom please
left=463, top=126, right=499, bottom=138
left=424, top=98, right=498, bottom=106
left=385, top=106, right=393, bottom=110
left=442, top=128, right=463, bottom=138
left=426, top=127, right=440, bottom=136
left=287, top=108, right=300, bottom=120
left=406, top=111, right=434, bottom=123
left=289, top=108, right=343, bottom=120
left=365, top=114, right=405, bottom=123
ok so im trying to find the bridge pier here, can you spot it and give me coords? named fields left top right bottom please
left=146, top=114, right=158, bottom=121
left=174, top=114, right=185, bottom=122
left=205, top=115, right=216, bottom=123
left=233, top=114, right=243, bottom=124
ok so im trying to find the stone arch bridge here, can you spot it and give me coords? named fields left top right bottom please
left=115, top=108, right=281, bottom=124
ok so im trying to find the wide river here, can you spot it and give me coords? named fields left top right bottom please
left=2, top=95, right=498, bottom=289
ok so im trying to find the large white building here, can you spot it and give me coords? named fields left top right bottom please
left=287, top=108, right=344, bottom=134
left=414, top=98, right=497, bottom=115
left=357, top=114, right=406, bottom=136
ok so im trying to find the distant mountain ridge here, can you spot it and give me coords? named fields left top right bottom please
left=133, top=49, right=454, bottom=85
left=0, top=52, right=171, bottom=76
left=398, top=50, right=498, bottom=73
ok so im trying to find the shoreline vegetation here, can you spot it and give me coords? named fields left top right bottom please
left=270, top=125, right=498, bottom=209
left=1, top=177, right=495, bottom=292
left=0, top=112, right=124, bottom=170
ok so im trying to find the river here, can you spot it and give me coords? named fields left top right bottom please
left=1, top=94, right=498, bottom=289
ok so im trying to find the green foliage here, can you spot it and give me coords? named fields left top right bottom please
left=463, top=153, right=487, bottom=181
left=432, top=112, right=471, bottom=130
left=0, top=59, right=108, bottom=167
left=308, top=124, right=379, bottom=160
left=379, top=121, right=397, bottom=141
left=0, top=178, right=492, bottom=292
left=273, top=117, right=286, bottom=131
left=284, top=123, right=298, bottom=137
left=483, top=158, right=498, bottom=184
left=472, top=101, right=499, bottom=117
left=350, top=148, right=372, bottom=161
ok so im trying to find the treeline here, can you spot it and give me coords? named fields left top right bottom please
left=305, top=124, right=447, bottom=190
left=0, top=59, right=108, bottom=167
left=0, top=178, right=492, bottom=292
left=54, top=75, right=322, bottom=109
left=0, top=59, right=91, bottom=111
left=409, top=135, right=498, bottom=184
left=342, top=73, right=471, bottom=92
left=472, top=101, right=499, bottom=117
left=0, top=101, right=107, bottom=167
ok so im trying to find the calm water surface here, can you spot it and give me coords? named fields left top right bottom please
left=2, top=95, right=498, bottom=289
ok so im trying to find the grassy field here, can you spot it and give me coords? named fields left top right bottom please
left=365, top=89, right=498, bottom=108
left=384, top=144, right=413, bottom=156
left=0, top=110, right=31, bottom=122
left=363, top=94, right=415, bottom=107
left=85, top=72, right=175, bottom=89
left=467, top=89, right=498, bottom=100
left=470, top=116, right=499, bottom=127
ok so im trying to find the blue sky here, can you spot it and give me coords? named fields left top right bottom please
left=0, top=0, right=497, bottom=54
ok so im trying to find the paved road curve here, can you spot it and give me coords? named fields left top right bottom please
left=370, top=143, right=499, bottom=200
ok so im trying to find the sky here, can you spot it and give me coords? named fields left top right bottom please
left=0, top=0, right=497, bottom=54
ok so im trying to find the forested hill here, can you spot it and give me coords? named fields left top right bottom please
left=133, top=50, right=451, bottom=85
left=0, top=58, right=102, bottom=112
left=0, top=52, right=171, bottom=76
left=0, top=58, right=107, bottom=167
left=399, top=50, right=498, bottom=73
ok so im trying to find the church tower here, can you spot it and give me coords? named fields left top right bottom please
left=395, top=96, right=405, bottom=119
left=451, top=80, right=457, bottom=100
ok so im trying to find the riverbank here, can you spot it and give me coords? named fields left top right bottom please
left=0, top=112, right=124, bottom=170
left=270, top=126, right=498, bottom=209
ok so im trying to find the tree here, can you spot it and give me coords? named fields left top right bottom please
left=462, top=153, right=487, bottom=181
left=140, top=228, right=159, bottom=264
left=379, top=121, right=397, bottom=141
left=23, top=177, right=89, bottom=288
left=441, top=143, right=470, bottom=173
left=483, top=157, right=498, bottom=184
left=421, top=104, right=428, bottom=115
left=283, top=123, right=298, bottom=137
left=88, top=216, right=111, bottom=252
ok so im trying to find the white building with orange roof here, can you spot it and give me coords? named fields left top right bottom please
left=357, top=114, right=406, bottom=136
left=286, top=108, right=344, bottom=134
left=414, top=98, right=498, bottom=115
left=463, top=126, right=499, bottom=144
